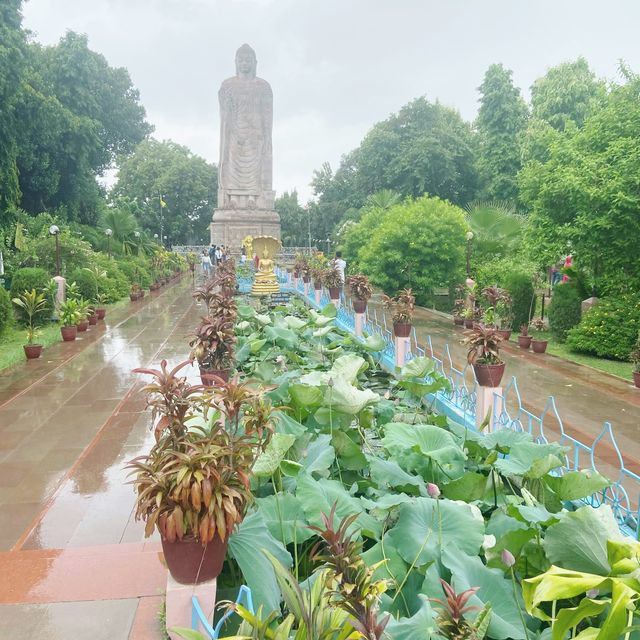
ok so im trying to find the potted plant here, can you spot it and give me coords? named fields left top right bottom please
left=59, top=298, right=82, bottom=341
left=461, top=307, right=474, bottom=329
left=382, top=288, right=415, bottom=338
left=529, top=317, right=548, bottom=353
left=76, top=298, right=92, bottom=332
left=496, top=294, right=513, bottom=341
left=452, top=298, right=465, bottom=326
left=630, top=334, right=640, bottom=389
left=347, top=274, right=373, bottom=313
left=130, top=283, right=142, bottom=302
left=324, top=266, right=343, bottom=299
left=127, top=361, right=275, bottom=585
left=293, top=255, right=307, bottom=279
left=463, top=324, right=505, bottom=387
left=311, top=266, right=324, bottom=291
left=94, top=293, right=108, bottom=320
left=12, top=289, right=48, bottom=359
left=517, top=323, right=532, bottom=350
left=190, top=316, right=236, bottom=385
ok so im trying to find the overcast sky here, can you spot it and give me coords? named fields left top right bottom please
left=22, top=0, right=640, bottom=202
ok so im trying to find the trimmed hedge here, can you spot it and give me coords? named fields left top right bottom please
left=566, top=293, right=640, bottom=360
left=548, top=282, right=582, bottom=342
left=502, top=270, right=535, bottom=330
left=0, top=287, right=11, bottom=335
left=9, top=267, right=51, bottom=325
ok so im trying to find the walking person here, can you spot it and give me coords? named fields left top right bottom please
left=215, top=245, right=222, bottom=266
left=332, top=250, right=347, bottom=285
left=201, top=250, right=212, bottom=275
left=240, top=246, right=247, bottom=265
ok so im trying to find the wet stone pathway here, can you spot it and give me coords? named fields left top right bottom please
left=0, top=277, right=202, bottom=639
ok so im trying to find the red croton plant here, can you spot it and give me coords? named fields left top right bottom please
left=126, top=360, right=276, bottom=546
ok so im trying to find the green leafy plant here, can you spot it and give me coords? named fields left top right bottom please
left=58, top=298, right=82, bottom=327
left=630, top=333, right=640, bottom=373
left=323, top=266, right=343, bottom=289
left=548, top=282, right=582, bottom=342
left=382, top=288, right=415, bottom=324
left=12, top=289, right=48, bottom=344
left=463, top=325, right=503, bottom=365
left=347, top=274, right=373, bottom=302
left=189, top=316, right=236, bottom=370
left=432, top=579, right=491, bottom=640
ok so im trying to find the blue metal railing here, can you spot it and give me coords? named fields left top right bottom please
left=273, top=267, right=640, bottom=539
left=191, top=585, right=254, bottom=638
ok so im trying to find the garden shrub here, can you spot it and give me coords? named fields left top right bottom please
left=69, top=268, right=101, bottom=302
left=476, top=258, right=536, bottom=329
left=19, top=229, right=95, bottom=276
left=9, top=267, right=51, bottom=324
left=116, top=257, right=152, bottom=288
left=0, top=287, right=12, bottom=335
left=548, top=282, right=582, bottom=342
left=566, top=293, right=640, bottom=360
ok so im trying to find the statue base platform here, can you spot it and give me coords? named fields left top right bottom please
left=251, top=278, right=280, bottom=296
left=211, top=209, right=281, bottom=248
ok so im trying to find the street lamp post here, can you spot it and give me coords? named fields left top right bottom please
left=105, top=228, right=113, bottom=258
left=154, top=233, right=159, bottom=245
left=49, top=225, right=61, bottom=276
left=306, top=206, right=312, bottom=255
left=134, top=230, right=140, bottom=255
left=326, top=237, right=331, bottom=255
left=465, top=231, right=474, bottom=278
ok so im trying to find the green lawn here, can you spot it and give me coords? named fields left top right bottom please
left=520, top=332, right=633, bottom=381
left=0, top=297, right=131, bottom=373
left=0, top=322, right=63, bottom=372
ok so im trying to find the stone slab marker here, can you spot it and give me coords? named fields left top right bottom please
left=211, top=44, right=281, bottom=248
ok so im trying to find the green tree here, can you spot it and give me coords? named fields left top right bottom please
left=359, top=195, right=468, bottom=306
left=530, top=58, right=606, bottom=131
left=113, top=139, right=218, bottom=245
left=0, top=0, right=26, bottom=211
left=275, top=190, right=308, bottom=247
left=520, top=67, right=640, bottom=293
left=476, top=63, right=528, bottom=201
left=354, top=98, right=478, bottom=205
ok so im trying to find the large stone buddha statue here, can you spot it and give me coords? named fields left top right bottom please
left=211, top=45, right=281, bottom=247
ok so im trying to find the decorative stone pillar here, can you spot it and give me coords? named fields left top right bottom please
left=303, top=280, right=309, bottom=296
left=355, top=313, right=365, bottom=337
left=395, top=336, right=410, bottom=369
left=475, top=386, right=503, bottom=432
left=330, top=293, right=341, bottom=308
left=165, top=574, right=217, bottom=640
left=314, top=288, right=321, bottom=306
left=53, top=275, right=66, bottom=317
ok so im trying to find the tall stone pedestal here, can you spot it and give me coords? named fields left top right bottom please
left=395, top=336, right=410, bottom=369
left=165, top=573, right=217, bottom=640
left=210, top=209, right=280, bottom=248
left=476, top=386, right=503, bottom=432
left=355, top=313, right=364, bottom=337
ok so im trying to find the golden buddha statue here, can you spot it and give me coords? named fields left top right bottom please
left=251, top=247, right=280, bottom=295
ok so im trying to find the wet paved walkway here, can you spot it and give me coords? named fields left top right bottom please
left=0, top=277, right=201, bottom=639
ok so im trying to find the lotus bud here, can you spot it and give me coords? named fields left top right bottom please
left=328, top=377, right=334, bottom=387
left=586, top=588, right=599, bottom=599
left=502, top=549, right=515, bottom=568
left=427, top=483, right=440, bottom=498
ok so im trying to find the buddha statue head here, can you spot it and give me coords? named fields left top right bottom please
left=235, top=44, right=257, bottom=79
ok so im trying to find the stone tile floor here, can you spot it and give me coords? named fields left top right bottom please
left=0, top=277, right=203, bottom=639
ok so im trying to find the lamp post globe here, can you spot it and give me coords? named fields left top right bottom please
left=105, top=228, right=113, bottom=258
left=49, top=225, right=61, bottom=275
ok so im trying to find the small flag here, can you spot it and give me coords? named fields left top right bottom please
left=160, top=197, right=167, bottom=208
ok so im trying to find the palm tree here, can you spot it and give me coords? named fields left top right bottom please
left=364, top=189, right=402, bottom=211
left=464, top=200, right=527, bottom=259
left=101, top=206, right=140, bottom=255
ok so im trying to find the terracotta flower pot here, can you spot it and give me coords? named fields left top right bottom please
left=24, top=344, right=43, bottom=360
left=473, top=362, right=505, bottom=387
left=161, top=535, right=229, bottom=585
left=96, top=308, right=106, bottom=320
left=464, top=319, right=474, bottom=329
left=634, top=371, right=640, bottom=389
left=518, top=335, right=532, bottom=350
left=130, top=293, right=139, bottom=302
left=453, top=316, right=464, bottom=326
left=393, top=322, right=412, bottom=338
left=531, top=339, right=548, bottom=354
left=313, top=282, right=322, bottom=290
left=302, top=276, right=311, bottom=284
left=328, top=287, right=341, bottom=299
left=199, top=367, right=230, bottom=387
left=89, top=314, right=98, bottom=326
left=61, top=325, right=77, bottom=342
left=497, top=329, right=512, bottom=341
left=77, top=320, right=89, bottom=332
left=353, top=299, right=367, bottom=314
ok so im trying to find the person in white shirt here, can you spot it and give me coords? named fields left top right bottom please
left=332, top=251, right=346, bottom=284
left=215, top=247, right=222, bottom=265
